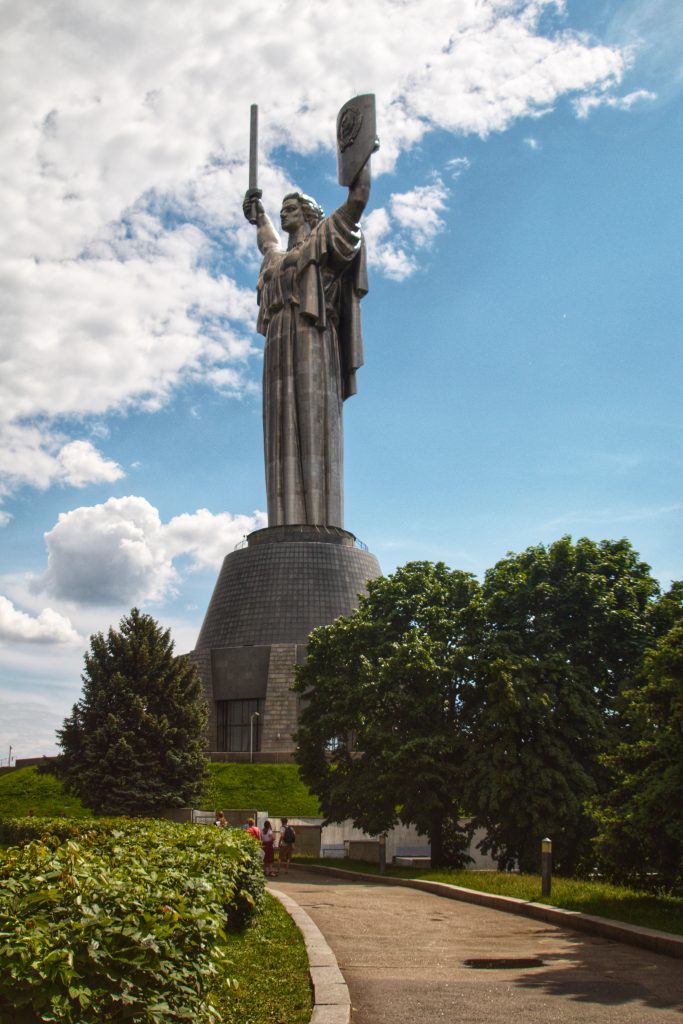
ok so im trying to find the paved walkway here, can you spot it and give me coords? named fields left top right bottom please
left=271, top=870, right=683, bottom=1023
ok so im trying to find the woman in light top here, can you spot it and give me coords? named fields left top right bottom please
left=261, top=819, right=277, bottom=877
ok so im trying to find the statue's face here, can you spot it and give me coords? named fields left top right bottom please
left=280, top=197, right=305, bottom=233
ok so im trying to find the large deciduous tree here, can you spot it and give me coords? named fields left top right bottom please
left=460, top=536, right=662, bottom=873
left=590, top=619, right=683, bottom=889
left=58, top=608, right=208, bottom=815
left=295, top=539, right=676, bottom=878
left=293, top=562, right=481, bottom=867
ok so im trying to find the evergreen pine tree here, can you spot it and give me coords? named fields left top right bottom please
left=58, top=608, right=208, bottom=815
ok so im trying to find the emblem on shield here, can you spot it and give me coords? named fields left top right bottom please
left=336, top=94, right=379, bottom=186
left=338, top=106, right=363, bottom=152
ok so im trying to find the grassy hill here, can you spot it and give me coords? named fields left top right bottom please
left=203, top=763, right=320, bottom=817
left=0, top=767, right=93, bottom=819
left=0, top=763, right=321, bottom=820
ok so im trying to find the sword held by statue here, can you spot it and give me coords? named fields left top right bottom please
left=247, top=103, right=260, bottom=224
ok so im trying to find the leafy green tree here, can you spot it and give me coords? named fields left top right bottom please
left=460, top=536, right=662, bottom=873
left=295, top=540, right=672, bottom=877
left=293, top=562, right=481, bottom=867
left=590, top=620, right=683, bottom=889
left=57, top=608, right=208, bottom=815
left=646, top=580, right=683, bottom=639
left=480, top=536, right=659, bottom=710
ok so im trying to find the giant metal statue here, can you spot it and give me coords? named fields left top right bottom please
left=243, top=96, right=378, bottom=529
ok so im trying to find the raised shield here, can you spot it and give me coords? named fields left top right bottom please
left=336, top=94, right=379, bottom=186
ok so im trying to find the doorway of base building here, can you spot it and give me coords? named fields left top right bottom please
left=216, top=698, right=263, bottom=752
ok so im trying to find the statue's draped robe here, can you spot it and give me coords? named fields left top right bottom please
left=257, top=208, right=367, bottom=527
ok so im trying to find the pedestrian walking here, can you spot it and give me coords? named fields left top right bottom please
left=262, top=819, right=277, bottom=876
left=278, top=817, right=296, bottom=874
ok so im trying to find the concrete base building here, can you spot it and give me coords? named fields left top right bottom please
left=190, top=524, right=380, bottom=760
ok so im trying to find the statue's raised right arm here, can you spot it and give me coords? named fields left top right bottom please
left=242, top=189, right=280, bottom=254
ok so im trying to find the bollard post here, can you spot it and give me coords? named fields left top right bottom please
left=541, top=837, right=552, bottom=897
left=378, top=833, right=387, bottom=875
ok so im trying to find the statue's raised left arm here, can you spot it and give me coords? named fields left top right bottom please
left=340, top=161, right=371, bottom=225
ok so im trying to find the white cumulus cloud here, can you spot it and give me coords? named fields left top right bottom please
left=0, top=596, right=82, bottom=645
left=1, top=0, right=634, bottom=500
left=390, top=181, right=449, bottom=248
left=363, top=207, right=417, bottom=282
left=36, top=496, right=267, bottom=606
left=574, top=88, right=657, bottom=118
left=163, top=508, right=268, bottom=572
left=364, top=179, right=449, bottom=279
left=0, top=428, right=123, bottom=499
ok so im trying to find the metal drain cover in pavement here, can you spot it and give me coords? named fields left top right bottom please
left=463, top=958, right=545, bottom=970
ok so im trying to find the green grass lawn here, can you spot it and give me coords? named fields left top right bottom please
left=0, top=763, right=320, bottom=820
left=0, top=766, right=92, bottom=818
left=203, top=763, right=321, bottom=817
left=299, top=859, right=683, bottom=937
left=216, top=892, right=311, bottom=1024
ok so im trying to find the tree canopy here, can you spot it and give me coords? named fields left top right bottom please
left=294, top=561, right=481, bottom=866
left=590, top=619, right=683, bottom=888
left=295, top=537, right=680, bottom=879
left=57, top=608, right=208, bottom=815
left=460, top=536, right=662, bottom=872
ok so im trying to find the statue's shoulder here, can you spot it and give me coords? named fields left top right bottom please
left=259, top=244, right=286, bottom=276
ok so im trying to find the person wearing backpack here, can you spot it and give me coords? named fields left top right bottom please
left=278, top=817, right=296, bottom=874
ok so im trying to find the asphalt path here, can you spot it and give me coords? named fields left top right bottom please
left=271, top=869, right=683, bottom=1023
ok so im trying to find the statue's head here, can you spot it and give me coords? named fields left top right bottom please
left=281, top=191, right=324, bottom=229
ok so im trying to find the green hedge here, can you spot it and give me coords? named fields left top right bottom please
left=0, top=817, right=265, bottom=1023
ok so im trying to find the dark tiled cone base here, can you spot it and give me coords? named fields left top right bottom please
left=190, top=526, right=381, bottom=757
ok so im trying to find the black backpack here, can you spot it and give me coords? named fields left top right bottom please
left=283, top=825, right=296, bottom=844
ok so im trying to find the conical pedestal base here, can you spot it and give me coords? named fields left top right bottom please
left=190, top=525, right=381, bottom=760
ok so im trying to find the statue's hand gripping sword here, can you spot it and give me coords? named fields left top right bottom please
left=246, top=103, right=261, bottom=224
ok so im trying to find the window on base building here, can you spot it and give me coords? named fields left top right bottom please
left=216, top=698, right=263, bottom=752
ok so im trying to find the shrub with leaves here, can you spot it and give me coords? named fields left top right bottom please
left=0, top=818, right=265, bottom=1023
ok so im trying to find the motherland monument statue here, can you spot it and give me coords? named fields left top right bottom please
left=242, top=96, right=378, bottom=528
left=190, top=97, right=382, bottom=759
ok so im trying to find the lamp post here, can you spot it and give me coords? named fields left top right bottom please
left=249, top=711, right=260, bottom=763
left=541, top=837, right=552, bottom=897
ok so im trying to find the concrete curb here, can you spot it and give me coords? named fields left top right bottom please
left=269, top=885, right=351, bottom=1024
left=290, top=863, right=683, bottom=961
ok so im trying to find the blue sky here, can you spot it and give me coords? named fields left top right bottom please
left=1, top=0, right=682, bottom=759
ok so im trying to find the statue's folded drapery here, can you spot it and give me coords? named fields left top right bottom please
left=257, top=209, right=367, bottom=528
